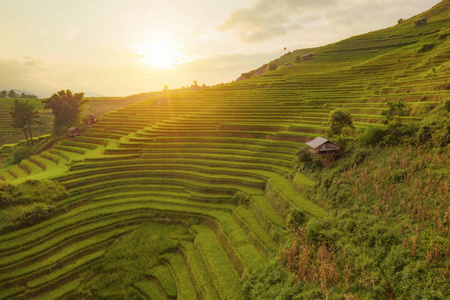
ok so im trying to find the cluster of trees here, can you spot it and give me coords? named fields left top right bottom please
left=9, top=89, right=87, bottom=147
left=1, top=90, right=37, bottom=99
left=327, top=99, right=416, bottom=148
left=43, top=90, right=87, bottom=133
left=10, top=100, right=40, bottom=147
left=180, top=80, right=207, bottom=91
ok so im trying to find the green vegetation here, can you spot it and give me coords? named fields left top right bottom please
left=0, top=179, right=67, bottom=230
left=327, top=109, right=355, bottom=144
left=0, top=90, right=36, bottom=99
left=249, top=101, right=450, bottom=299
left=43, top=90, right=87, bottom=134
left=82, top=223, right=185, bottom=299
left=10, top=100, right=40, bottom=147
left=0, top=98, right=52, bottom=147
left=0, top=1, right=449, bottom=299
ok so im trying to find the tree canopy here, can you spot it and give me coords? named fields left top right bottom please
left=1, top=90, right=37, bottom=99
left=327, top=109, right=355, bottom=144
left=10, top=100, right=40, bottom=146
left=8, top=90, right=19, bottom=98
left=43, top=90, right=87, bottom=133
left=381, top=99, right=408, bottom=126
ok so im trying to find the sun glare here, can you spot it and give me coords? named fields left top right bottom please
left=134, top=36, right=187, bottom=70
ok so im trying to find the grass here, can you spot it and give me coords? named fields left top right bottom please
left=134, top=280, right=169, bottom=300
left=234, top=205, right=279, bottom=253
left=147, top=264, right=178, bottom=298
left=192, top=225, right=244, bottom=300
left=162, top=253, right=198, bottom=300
left=182, top=241, right=219, bottom=299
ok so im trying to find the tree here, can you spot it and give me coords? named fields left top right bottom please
left=267, top=61, right=278, bottom=72
left=380, top=100, right=410, bottom=144
left=8, top=90, right=19, bottom=98
left=19, top=92, right=36, bottom=99
left=381, top=100, right=408, bottom=127
left=414, top=18, right=427, bottom=26
left=295, top=56, right=301, bottom=64
left=10, top=100, right=40, bottom=146
left=0, top=90, right=7, bottom=98
left=43, top=90, right=86, bottom=133
left=327, top=109, right=355, bottom=144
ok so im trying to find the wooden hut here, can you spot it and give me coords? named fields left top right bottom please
left=87, top=114, right=98, bottom=125
left=302, top=53, right=315, bottom=61
left=305, top=137, right=340, bottom=156
left=67, top=127, right=82, bottom=138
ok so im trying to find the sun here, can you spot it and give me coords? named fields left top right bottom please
left=134, top=35, right=187, bottom=70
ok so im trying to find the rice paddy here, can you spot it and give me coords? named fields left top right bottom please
left=0, top=2, right=449, bottom=298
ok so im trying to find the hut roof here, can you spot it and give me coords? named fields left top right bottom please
left=305, top=137, right=329, bottom=149
left=68, top=127, right=80, bottom=133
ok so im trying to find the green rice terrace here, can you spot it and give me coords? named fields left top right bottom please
left=0, top=2, right=449, bottom=299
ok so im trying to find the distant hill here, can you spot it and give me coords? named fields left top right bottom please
left=0, top=89, right=38, bottom=98
left=238, top=0, right=450, bottom=82
left=83, top=92, right=105, bottom=97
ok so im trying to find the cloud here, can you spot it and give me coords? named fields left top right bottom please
left=218, top=0, right=440, bottom=43
left=218, top=0, right=336, bottom=42
left=31, top=27, right=51, bottom=36
left=0, top=57, right=59, bottom=97
left=179, top=53, right=275, bottom=74
left=58, top=24, right=79, bottom=40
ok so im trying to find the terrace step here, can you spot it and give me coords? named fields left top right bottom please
left=191, top=225, right=244, bottom=300
left=233, top=205, right=279, bottom=254
left=162, top=253, right=198, bottom=299
left=134, top=279, right=169, bottom=300
left=182, top=242, right=219, bottom=300
left=265, top=174, right=326, bottom=218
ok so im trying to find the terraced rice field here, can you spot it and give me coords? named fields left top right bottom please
left=0, top=99, right=53, bottom=158
left=0, top=3, right=449, bottom=298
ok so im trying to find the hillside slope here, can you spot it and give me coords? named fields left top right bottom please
left=0, top=1, right=448, bottom=299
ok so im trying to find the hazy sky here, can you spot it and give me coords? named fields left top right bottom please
left=0, top=0, right=442, bottom=97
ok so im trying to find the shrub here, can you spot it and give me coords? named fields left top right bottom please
left=411, top=102, right=437, bottom=116
left=390, top=170, right=406, bottom=183
left=15, top=203, right=56, bottom=226
left=306, top=218, right=333, bottom=243
left=351, top=147, right=371, bottom=164
left=417, top=125, right=432, bottom=143
left=18, top=179, right=69, bottom=204
left=382, top=123, right=417, bottom=145
left=435, top=82, right=450, bottom=91
left=0, top=179, right=68, bottom=209
left=9, top=145, right=33, bottom=165
left=413, top=18, right=427, bottom=26
left=445, top=99, right=450, bottom=111
left=0, top=190, right=14, bottom=208
left=297, top=147, right=313, bottom=164
left=267, top=61, right=278, bottom=72
left=287, top=208, right=306, bottom=226
left=358, top=126, right=385, bottom=146
left=418, top=43, right=435, bottom=53
left=234, top=191, right=250, bottom=206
